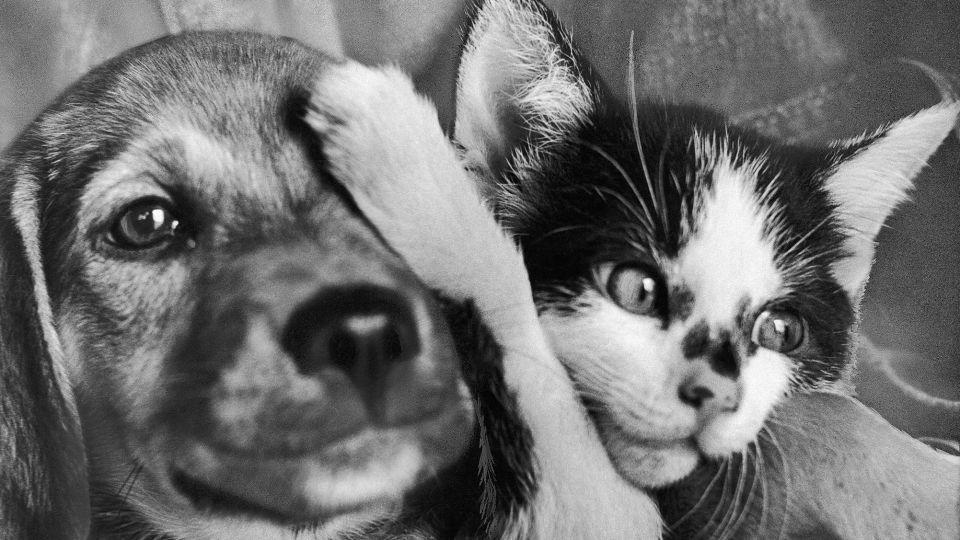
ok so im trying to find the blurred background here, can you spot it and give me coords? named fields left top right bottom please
left=1, top=0, right=957, bottom=431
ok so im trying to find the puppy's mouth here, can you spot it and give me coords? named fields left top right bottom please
left=165, top=410, right=470, bottom=526
left=171, top=468, right=304, bottom=523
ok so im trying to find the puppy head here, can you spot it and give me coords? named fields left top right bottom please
left=10, top=32, right=473, bottom=537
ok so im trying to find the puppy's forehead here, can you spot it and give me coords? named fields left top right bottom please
left=77, top=120, right=310, bottom=228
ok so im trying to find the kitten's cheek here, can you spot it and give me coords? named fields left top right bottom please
left=695, top=350, right=793, bottom=457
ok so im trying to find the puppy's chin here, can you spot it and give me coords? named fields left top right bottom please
left=170, top=430, right=424, bottom=521
left=603, top=432, right=701, bottom=488
left=112, top=402, right=474, bottom=537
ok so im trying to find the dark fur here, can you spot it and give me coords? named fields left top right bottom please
left=1, top=31, right=536, bottom=539
left=455, top=0, right=960, bottom=538
left=497, top=94, right=858, bottom=388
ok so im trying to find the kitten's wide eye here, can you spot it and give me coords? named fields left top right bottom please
left=109, top=199, right=184, bottom=249
left=607, top=264, right=660, bottom=315
left=751, top=309, right=804, bottom=352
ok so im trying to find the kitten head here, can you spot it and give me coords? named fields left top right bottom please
left=455, top=0, right=959, bottom=487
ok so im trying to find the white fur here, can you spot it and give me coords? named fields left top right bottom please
left=680, top=145, right=785, bottom=326
left=307, top=60, right=661, bottom=539
left=696, top=348, right=792, bottom=456
left=826, top=101, right=960, bottom=298
left=455, top=0, right=594, bottom=189
left=541, top=292, right=701, bottom=487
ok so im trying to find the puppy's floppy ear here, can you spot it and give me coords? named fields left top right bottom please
left=0, top=157, right=89, bottom=538
left=825, top=101, right=960, bottom=300
left=454, top=0, right=599, bottom=198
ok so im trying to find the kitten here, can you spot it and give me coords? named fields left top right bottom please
left=453, top=0, right=959, bottom=488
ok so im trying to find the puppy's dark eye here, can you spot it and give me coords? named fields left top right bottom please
left=109, top=200, right=184, bottom=249
left=607, top=264, right=660, bottom=315
left=751, top=309, right=804, bottom=353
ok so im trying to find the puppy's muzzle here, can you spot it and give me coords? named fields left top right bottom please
left=154, top=243, right=472, bottom=523
left=282, top=284, right=428, bottom=427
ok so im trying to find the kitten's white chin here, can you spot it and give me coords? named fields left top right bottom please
left=606, top=436, right=701, bottom=488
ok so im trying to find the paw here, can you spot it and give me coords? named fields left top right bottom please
left=306, top=61, right=530, bottom=308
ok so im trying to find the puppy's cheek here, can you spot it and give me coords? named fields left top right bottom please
left=66, top=259, right=193, bottom=426
left=696, top=349, right=793, bottom=456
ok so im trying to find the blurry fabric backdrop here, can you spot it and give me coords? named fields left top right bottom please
left=1, top=0, right=958, bottom=431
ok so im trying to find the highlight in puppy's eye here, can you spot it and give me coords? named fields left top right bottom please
left=606, top=263, right=661, bottom=315
left=109, top=199, right=185, bottom=249
left=751, top=309, right=804, bottom=352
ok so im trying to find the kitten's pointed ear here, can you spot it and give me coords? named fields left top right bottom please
left=454, top=0, right=597, bottom=196
left=0, top=160, right=89, bottom=538
left=826, top=101, right=960, bottom=299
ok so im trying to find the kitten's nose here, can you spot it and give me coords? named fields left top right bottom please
left=679, top=361, right=741, bottom=415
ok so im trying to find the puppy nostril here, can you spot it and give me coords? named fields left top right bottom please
left=679, top=384, right=715, bottom=408
left=328, top=327, right=359, bottom=367
left=325, top=313, right=411, bottom=373
left=383, top=326, right=404, bottom=362
left=281, top=284, right=420, bottom=384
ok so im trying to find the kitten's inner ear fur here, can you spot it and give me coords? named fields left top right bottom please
left=826, top=101, right=960, bottom=300
left=455, top=0, right=596, bottom=198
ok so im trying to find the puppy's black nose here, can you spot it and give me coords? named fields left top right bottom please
left=282, top=285, right=421, bottom=423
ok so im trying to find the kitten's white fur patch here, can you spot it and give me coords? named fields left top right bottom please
left=307, top=60, right=661, bottom=539
left=827, top=101, right=960, bottom=298
left=455, top=0, right=594, bottom=191
left=674, top=145, right=792, bottom=456
left=696, top=348, right=792, bottom=456
left=679, top=147, right=785, bottom=326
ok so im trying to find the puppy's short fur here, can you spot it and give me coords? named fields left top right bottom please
left=1, top=31, right=662, bottom=539
left=1, top=32, right=479, bottom=539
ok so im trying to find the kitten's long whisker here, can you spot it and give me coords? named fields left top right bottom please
left=758, top=426, right=791, bottom=540
left=777, top=214, right=835, bottom=263
left=716, top=450, right=749, bottom=540
left=667, top=461, right=728, bottom=530
left=589, top=185, right=658, bottom=242
left=655, top=133, right=673, bottom=241
left=578, top=140, right=658, bottom=231
left=730, top=444, right=764, bottom=537
left=627, top=32, right=662, bottom=222
left=754, top=442, right=772, bottom=537
left=695, top=458, right=734, bottom=539
left=532, top=223, right=603, bottom=243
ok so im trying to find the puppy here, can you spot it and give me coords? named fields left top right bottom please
left=1, top=32, right=476, bottom=539
left=1, top=30, right=661, bottom=539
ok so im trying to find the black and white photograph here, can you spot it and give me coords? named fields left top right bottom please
left=1, top=1, right=958, bottom=538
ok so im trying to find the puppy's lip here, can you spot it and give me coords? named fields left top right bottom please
left=166, top=403, right=475, bottom=525
left=170, top=427, right=423, bottom=524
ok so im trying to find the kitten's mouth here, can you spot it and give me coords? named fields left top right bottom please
left=604, top=431, right=702, bottom=488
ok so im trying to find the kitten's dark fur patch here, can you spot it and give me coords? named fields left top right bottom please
left=455, top=0, right=958, bottom=490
